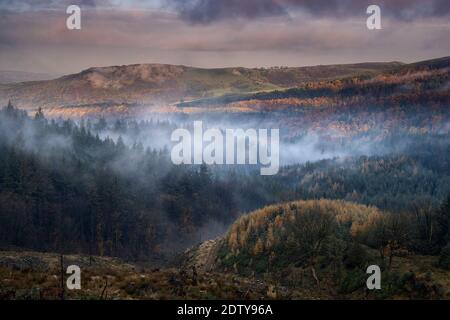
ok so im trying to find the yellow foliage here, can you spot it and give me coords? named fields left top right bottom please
left=224, top=199, right=384, bottom=254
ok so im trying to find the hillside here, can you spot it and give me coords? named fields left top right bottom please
left=2, top=195, right=450, bottom=300
left=0, top=61, right=403, bottom=117
left=0, top=251, right=272, bottom=300
left=178, top=56, right=450, bottom=111
left=172, top=56, right=450, bottom=139
left=3, top=199, right=445, bottom=300
left=184, top=200, right=383, bottom=273
left=1, top=249, right=449, bottom=300
left=182, top=199, right=450, bottom=299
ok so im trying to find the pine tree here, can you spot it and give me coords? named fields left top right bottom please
left=34, top=107, right=45, bottom=121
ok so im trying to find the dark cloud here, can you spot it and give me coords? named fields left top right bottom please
left=168, top=0, right=287, bottom=24
left=3, top=0, right=449, bottom=22
left=0, top=0, right=448, bottom=73
left=169, top=0, right=450, bottom=24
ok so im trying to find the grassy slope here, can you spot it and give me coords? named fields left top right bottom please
left=0, top=61, right=404, bottom=112
left=177, top=56, right=450, bottom=107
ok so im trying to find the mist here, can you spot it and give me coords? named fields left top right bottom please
left=1, top=102, right=449, bottom=261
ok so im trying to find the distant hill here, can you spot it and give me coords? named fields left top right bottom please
left=0, top=61, right=404, bottom=116
left=177, top=56, right=450, bottom=110
left=0, top=70, right=58, bottom=84
left=0, top=57, right=448, bottom=118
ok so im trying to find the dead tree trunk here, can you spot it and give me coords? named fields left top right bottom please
left=100, top=277, right=108, bottom=300
left=311, top=266, right=320, bottom=289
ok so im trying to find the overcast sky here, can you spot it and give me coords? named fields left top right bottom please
left=0, top=0, right=449, bottom=74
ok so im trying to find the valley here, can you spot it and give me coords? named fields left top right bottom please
left=0, top=56, right=449, bottom=300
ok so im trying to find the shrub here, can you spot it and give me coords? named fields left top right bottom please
left=338, top=269, right=366, bottom=294
left=344, top=243, right=369, bottom=269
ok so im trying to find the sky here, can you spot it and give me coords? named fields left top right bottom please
left=0, top=0, right=449, bottom=74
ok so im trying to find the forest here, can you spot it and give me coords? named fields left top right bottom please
left=0, top=101, right=449, bottom=265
